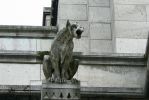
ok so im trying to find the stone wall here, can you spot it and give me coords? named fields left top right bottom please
left=58, top=0, right=113, bottom=53
left=0, top=26, right=56, bottom=85
left=0, top=51, right=146, bottom=97
left=0, top=26, right=56, bottom=52
left=113, top=0, right=149, bottom=53
left=0, top=38, right=52, bottom=51
left=0, top=25, right=147, bottom=98
left=0, top=63, right=41, bottom=85
left=57, top=0, right=149, bottom=54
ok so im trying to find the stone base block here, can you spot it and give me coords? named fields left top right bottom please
left=41, top=80, right=80, bottom=100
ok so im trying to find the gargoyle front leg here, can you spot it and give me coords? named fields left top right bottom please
left=61, top=60, right=69, bottom=82
left=43, top=55, right=52, bottom=80
left=52, top=59, right=61, bottom=83
left=67, top=59, right=79, bottom=80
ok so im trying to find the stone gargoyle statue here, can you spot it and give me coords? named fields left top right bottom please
left=43, top=20, right=84, bottom=83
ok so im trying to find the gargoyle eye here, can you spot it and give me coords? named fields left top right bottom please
left=71, top=24, right=77, bottom=30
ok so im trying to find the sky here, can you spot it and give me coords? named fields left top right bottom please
left=0, top=0, right=51, bottom=26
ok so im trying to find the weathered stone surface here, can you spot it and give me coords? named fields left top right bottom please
left=0, top=25, right=56, bottom=33
left=0, top=38, right=53, bottom=52
left=58, top=20, right=89, bottom=37
left=115, top=21, right=149, bottom=39
left=89, top=7, right=111, bottom=22
left=89, top=65, right=146, bottom=88
left=114, top=5, right=147, bottom=21
left=90, top=40, right=113, bottom=53
left=30, top=80, right=42, bottom=85
left=59, top=4, right=87, bottom=20
left=77, top=65, right=90, bottom=82
left=116, top=38, right=147, bottom=53
left=37, top=39, right=52, bottom=51
left=0, top=31, right=55, bottom=38
left=0, top=25, right=57, bottom=40
left=0, top=38, right=36, bottom=51
left=90, top=23, right=111, bottom=39
left=114, top=0, right=149, bottom=4
left=77, top=65, right=146, bottom=88
left=146, top=6, right=149, bottom=22
left=73, top=37, right=89, bottom=53
left=0, top=64, right=40, bottom=85
left=89, top=0, right=110, bottom=7
left=45, top=15, right=51, bottom=26
left=41, top=80, right=80, bottom=100
left=59, top=0, right=87, bottom=4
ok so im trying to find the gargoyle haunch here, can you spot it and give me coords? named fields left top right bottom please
left=43, top=20, right=84, bottom=82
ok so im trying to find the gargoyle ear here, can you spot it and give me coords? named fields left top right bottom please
left=66, top=20, right=71, bottom=28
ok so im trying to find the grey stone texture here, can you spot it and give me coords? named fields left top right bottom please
left=89, top=0, right=110, bottom=7
left=77, top=65, right=146, bottom=88
left=73, top=37, right=89, bottom=53
left=115, top=21, right=149, bottom=39
left=89, top=7, right=111, bottom=23
left=41, top=80, right=80, bottom=100
left=45, top=15, right=51, bottom=26
left=0, top=25, right=57, bottom=33
left=0, top=26, right=55, bottom=86
left=90, top=23, right=111, bottom=39
left=0, top=50, right=147, bottom=96
left=0, top=51, right=145, bottom=91
left=90, top=40, right=113, bottom=53
left=114, top=0, right=149, bottom=4
left=37, top=39, right=52, bottom=51
left=0, top=38, right=54, bottom=51
left=113, top=0, right=149, bottom=53
left=116, top=38, right=147, bottom=53
left=146, top=6, right=149, bottom=21
left=59, top=4, right=87, bottom=20
left=114, top=5, right=147, bottom=21
left=59, top=0, right=87, bottom=4
left=0, top=63, right=40, bottom=85
left=0, top=38, right=36, bottom=51
left=0, top=26, right=56, bottom=52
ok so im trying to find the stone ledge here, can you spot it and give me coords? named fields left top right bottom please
left=0, top=25, right=57, bottom=32
left=0, top=25, right=57, bottom=38
left=75, top=53, right=146, bottom=66
left=0, top=51, right=146, bottom=66
left=81, top=87, right=144, bottom=98
left=0, top=85, right=145, bottom=98
left=0, top=51, right=38, bottom=64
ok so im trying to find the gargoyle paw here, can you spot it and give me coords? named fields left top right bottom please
left=48, top=77, right=54, bottom=82
left=71, top=78, right=78, bottom=83
left=55, top=77, right=61, bottom=83
left=60, top=78, right=66, bottom=83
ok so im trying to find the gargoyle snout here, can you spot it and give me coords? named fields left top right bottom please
left=76, top=27, right=84, bottom=39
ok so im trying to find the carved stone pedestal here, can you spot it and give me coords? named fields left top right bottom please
left=41, top=80, right=80, bottom=100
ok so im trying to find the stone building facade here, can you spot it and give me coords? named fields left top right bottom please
left=0, top=0, right=149, bottom=100
left=57, top=0, right=149, bottom=54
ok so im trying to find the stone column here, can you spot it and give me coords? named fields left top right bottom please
left=145, top=34, right=149, bottom=98
left=145, top=59, right=149, bottom=98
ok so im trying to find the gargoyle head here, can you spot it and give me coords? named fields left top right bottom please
left=66, top=20, right=84, bottom=39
